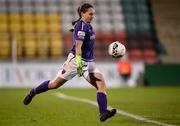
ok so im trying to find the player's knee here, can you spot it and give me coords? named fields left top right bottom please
left=48, top=81, right=59, bottom=89
left=97, top=83, right=106, bottom=92
left=48, top=78, right=67, bottom=89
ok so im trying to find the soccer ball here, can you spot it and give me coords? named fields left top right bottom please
left=108, top=41, right=126, bottom=58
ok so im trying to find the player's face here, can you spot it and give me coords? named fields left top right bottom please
left=82, top=8, right=95, bottom=23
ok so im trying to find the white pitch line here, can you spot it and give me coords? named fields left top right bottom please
left=55, top=93, right=175, bottom=126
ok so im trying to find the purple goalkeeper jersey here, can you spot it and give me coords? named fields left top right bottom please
left=70, top=19, right=95, bottom=61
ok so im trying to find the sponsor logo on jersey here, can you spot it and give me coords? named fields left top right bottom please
left=77, top=31, right=85, bottom=39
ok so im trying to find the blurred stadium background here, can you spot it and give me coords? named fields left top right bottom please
left=0, top=0, right=180, bottom=87
left=0, top=0, right=180, bottom=125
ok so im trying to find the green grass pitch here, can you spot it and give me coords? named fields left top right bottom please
left=0, top=87, right=180, bottom=126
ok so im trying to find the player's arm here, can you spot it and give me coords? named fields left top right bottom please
left=74, top=23, right=86, bottom=77
left=75, top=40, right=84, bottom=77
left=75, top=40, right=83, bottom=56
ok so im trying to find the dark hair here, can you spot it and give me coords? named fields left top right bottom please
left=70, top=3, right=94, bottom=32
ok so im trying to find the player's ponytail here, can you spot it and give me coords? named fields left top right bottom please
left=70, top=3, right=94, bottom=32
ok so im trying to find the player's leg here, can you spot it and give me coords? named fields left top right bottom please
left=23, top=76, right=67, bottom=105
left=23, top=53, right=77, bottom=105
left=85, top=72, right=116, bottom=122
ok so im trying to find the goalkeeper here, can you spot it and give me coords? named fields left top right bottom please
left=23, top=3, right=116, bottom=122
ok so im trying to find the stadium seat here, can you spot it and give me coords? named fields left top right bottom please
left=143, top=48, right=157, bottom=64
left=113, top=22, right=126, bottom=32
left=0, top=15, right=8, bottom=32
left=94, top=41, right=108, bottom=58
left=129, top=49, right=143, bottom=61
left=47, top=14, right=60, bottom=33
left=22, top=22, right=35, bottom=33
left=34, top=14, right=47, bottom=22
left=8, top=3, right=20, bottom=13
left=34, top=14, right=47, bottom=33
left=128, top=40, right=141, bottom=49
left=100, top=22, right=112, bottom=32
left=126, top=21, right=138, bottom=33
left=142, top=39, right=154, bottom=49
left=0, top=34, right=10, bottom=58
left=0, top=22, right=8, bottom=33
left=9, top=22, right=21, bottom=33
left=22, top=14, right=35, bottom=33
left=49, top=35, right=63, bottom=57
left=48, top=23, right=60, bottom=33
left=47, top=14, right=60, bottom=23
left=35, top=21, right=47, bottom=33
left=0, top=2, right=6, bottom=13
left=8, top=14, right=21, bottom=33
left=16, top=35, right=23, bottom=58
left=95, top=33, right=103, bottom=42
left=92, top=21, right=100, bottom=32
left=9, top=14, right=21, bottom=22
left=34, top=4, right=46, bottom=13
left=36, top=35, right=49, bottom=57
left=24, top=35, right=37, bottom=57
left=114, top=32, right=127, bottom=42
left=101, top=32, right=114, bottom=43
left=111, top=4, right=123, bottom=13
left=47, top=5, right=58, bottom=13
left=21, top=3, right=33, bottom=13
left=63, top=33, right=73, bottom=55
left=22, top=14, right=34, bottom=22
